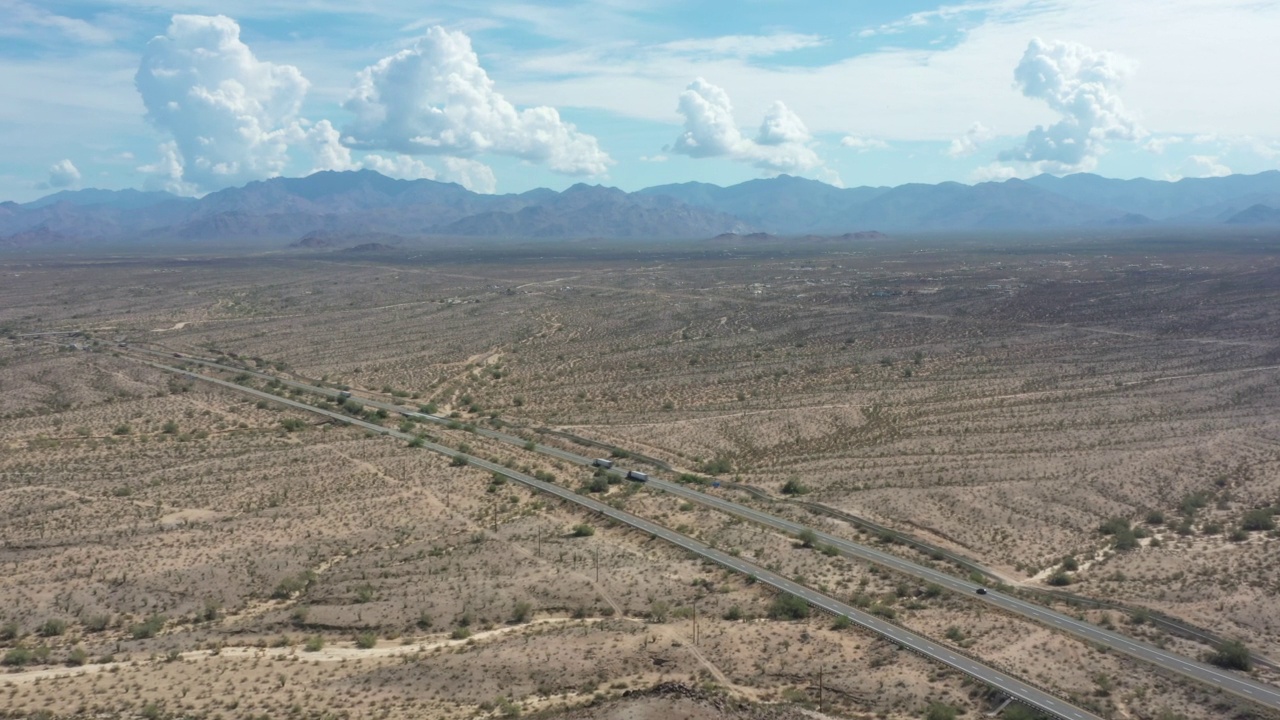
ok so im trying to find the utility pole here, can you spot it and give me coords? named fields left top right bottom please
left=818, top=664, right=824, bottom=712
left=594, top=546, right=600, bottom=583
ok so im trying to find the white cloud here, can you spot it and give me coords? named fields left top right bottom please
left=970, top=162, right=1021, bottom=182
left=135, top=15, right=309, bottom=192
left=841, top=136, right=890, bottom=153
left=441, top=157, right=497, bottom=194
left=46, top=159, right=81, bottom=189
left=1143, top=135, right=1183, bottom=155
left=639, top=154, right=668, bottom=163
left=671, top=78, right=822, bottom=173
left=2, top=1, right=115, bottom=44
left=1187, top=155, right=1231, bottom=178
left=360, top=154, right=437, bottom=181
left=342, top=26, right=611, bottom=176
left=137, top=140, right=197, bottom=195
left=996, top=38, right=1144, bottom=174
left=946, top=121, right=992, bottom=158
left=658, top=33, right=826, bottom=59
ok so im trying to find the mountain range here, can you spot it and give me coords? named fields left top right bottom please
left=3, top=169, right=1280, bottom=247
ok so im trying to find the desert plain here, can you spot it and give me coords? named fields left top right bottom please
left=1, top=230, right=1279, bottom=720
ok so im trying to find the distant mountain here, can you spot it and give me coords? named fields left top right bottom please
left=1024, top=171, right=1280, bottom=221
left=1224, top=204, right=1280, bottom=225
left=440, top=184, right=749, bottom=238
left=21, top=188, right=188, bottom=211
left=639, top=175, right=887, bottom=233
left=6, top=168, right=1280, bottom=247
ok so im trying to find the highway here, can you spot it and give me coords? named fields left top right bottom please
left=129, top=355, right=1100, bottom=720
left=127, top=346, right=1280, bottom=713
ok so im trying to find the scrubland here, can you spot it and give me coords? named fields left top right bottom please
left=2, top=233, right=1278, bottom=719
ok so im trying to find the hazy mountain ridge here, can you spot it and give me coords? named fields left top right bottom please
left=3, top=169, right=1280, bottom=246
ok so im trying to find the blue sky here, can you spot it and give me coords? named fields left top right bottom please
left=3, top=0, right=1280, bottom=201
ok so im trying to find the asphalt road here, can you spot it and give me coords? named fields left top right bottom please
left=132, top=356, right=1099, bottom=720
left=131, top=347, right=1280, bottom=712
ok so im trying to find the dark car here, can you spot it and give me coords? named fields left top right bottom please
left=976, top=587, right=988, bottom=595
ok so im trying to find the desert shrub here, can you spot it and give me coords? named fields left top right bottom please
left=924, top=703, right=959, bottom=720
left=161, top=420, right=179, bottom=434
left=83, top=615, right=110, bottom=632
left=781, top=478, right=808, bottom=495
left=722, top=605, right=744, bottom=621
left=2, top=645, right=33, bottom=666
left=571, top=524, right=594, bottom=537
left=698, top=457, right=732, bottom=475
left=130, top=614, right=166, bottom=640
left=510, top=601, right=533, bottom=623
left=1098, top=517, right=1131, bottom=535
left=416, top=611, right=433, bottom=630
left=1208, top=639, right=1251, bottom=671
left=354, top=632, right=377, bottom=649
left=648, top=601, right=670, bottom=623
left=272, top=571, right=315, bottom=599
left=38, top=619, right=67, bottom=637
left=832, top=615, right=853, bottom=630
left=355, top=584, right=375, bottom=603
left=450, top=454, right=469, bottom=467
left=112, top=424, right=132, bottom=436
left=796, top=528, right=818, bottom=548
left=1060, top=555, right=1079, bottom=572
left=1047, top=571, right=1073, bottom=586
left=304, top=635, right=324, bottom=652
left=1241, top=508, right=1275, bottom=532
left=66, top=646, right=89, bottom=666
left=767, top=593, right=809, bottom=620
left=451, top=627, right=471, bottom=640
left=1145, top=510, right=1166, bottom=525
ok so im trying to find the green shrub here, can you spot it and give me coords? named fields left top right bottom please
left=1241, top=508, right=1275, bottom=532
left=722, top=605, right=744, bottom=621
left=130, top=614, right=166, bottom=640
left=767, top=593, right=809, bottom=620
left=38, top=619, right=67, bottom=637
left=304, top=635, right=324, bottom=652
left=2, top=645, right=33, bottom=666
left=451, top=627, right=471, bottom=640
left=571, top=524, right=595, bottom=537
left=1208, top=639, right=1252, bottom=671
left=924, top=703, right=959, bottom=720
left=781, top=479, right=808, bottom=495
left=354, top=632, right=377, bottom=649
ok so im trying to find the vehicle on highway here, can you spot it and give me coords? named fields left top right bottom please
left=337, top=390, right=352, bottom=400
left=626, top=470, right=649, bottom=482
left=592, top=458, right=614, bottom=469
left=976, top=587, right=988, bottom=595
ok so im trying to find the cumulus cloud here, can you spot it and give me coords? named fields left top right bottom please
left=997, top=38, right=1143, bottom=174
left=671, top=78, right=821, bottom=173
left=947, top=121, right=993, bottom=158
left=441, top=157, right=497, bottom=194
left=1187, top=154, right=1231, bottom=178
left=1143, top=135, right=1183, bottom=155
left=841, top=136, right=890, bottom=153
left=343, top=26, right=611, bottom=176
left=46, top=159, right=81, bottom=188
left=135, top=15, right=309, bottom=192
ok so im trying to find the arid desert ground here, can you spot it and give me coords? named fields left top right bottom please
left=2, top=232, right=1279, bottom=720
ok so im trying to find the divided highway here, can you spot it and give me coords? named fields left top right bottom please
left=128, top=346, right=1280, bottom=714
left=127, top=354, right=1100, bottom=720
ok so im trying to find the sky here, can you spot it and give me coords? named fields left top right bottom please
left=4, top=0, right=1280, bottom=202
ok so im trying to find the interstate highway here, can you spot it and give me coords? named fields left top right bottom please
left=128, top=346, right=1280, bottom=713
left=129, top=354, right=1100, bottom=720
